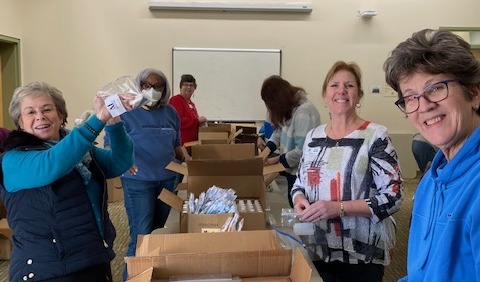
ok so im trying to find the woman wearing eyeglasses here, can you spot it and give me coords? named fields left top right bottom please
left=169, top=74, right=208, bottom=146
left=292, top=61, right=402, bottom=282
left=384, top=29, right=480, bottom=282
left=103, top=68, right=183, bottom=281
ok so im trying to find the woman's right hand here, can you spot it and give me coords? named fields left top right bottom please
left=198, top=116, right=208, bottom=127
left=94, top=94, right=133, bottom=123
left=293, top=195, right=310, bottom=215
left=128, top=164, right=138, bottom=175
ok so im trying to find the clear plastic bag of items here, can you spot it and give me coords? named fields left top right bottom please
left=280, top=208, right=298, bottom=227
left=184, top=185, right=245, bottom=232
left=97, top=76, right=158, bottom=117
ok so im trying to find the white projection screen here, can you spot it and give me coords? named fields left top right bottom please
left=172, top=47, right=281, bottom=122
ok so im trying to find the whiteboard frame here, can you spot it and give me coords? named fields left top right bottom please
left=172, top=47, right=282, bottom=122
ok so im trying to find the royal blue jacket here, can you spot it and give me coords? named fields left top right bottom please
left=400, top=127, right=480, bottom=281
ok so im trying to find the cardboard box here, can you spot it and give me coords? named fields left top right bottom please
left=160, top=189, right=265, bottom=233
left=163, top=158, right=284, bottom=233
left=195, top=123, right=246, bottom=146
left=0, top=237, right=12, bottom=260
left=125, top=230, right=312, bottom=281
left=107, top=177, right=124, bottom=203
left=187, top=143, right=257, bottom=161
left=0, top=198, right=6, bottom=219
left=231, top=123, right=259, bottom=145
left=0, top=218, right=12, bottom=260
left=199, top=123, right=234, bottom=144
left=0, top=218, right=12, bottom=239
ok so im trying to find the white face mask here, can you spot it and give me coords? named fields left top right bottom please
left=142, top=88, right=163, bottom=106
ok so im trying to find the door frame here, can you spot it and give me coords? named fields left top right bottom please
left=0, top=34, right=21, bottom=129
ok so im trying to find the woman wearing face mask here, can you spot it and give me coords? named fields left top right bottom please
left=103, top=68, right=183, bottom=281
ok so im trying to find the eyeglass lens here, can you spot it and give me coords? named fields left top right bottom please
left=142, top=83, right=163, bottom=91
left=182, top=83, right=195, bottom=88
left=397, top=80, right=451, bottom=114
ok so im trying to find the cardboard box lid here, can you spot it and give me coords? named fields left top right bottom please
left=135, top=230, right=283, bottom=256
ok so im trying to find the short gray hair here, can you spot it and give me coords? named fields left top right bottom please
left=135, top=68, right=171, bottom=106
left=9, top=81, right=68, bottom=129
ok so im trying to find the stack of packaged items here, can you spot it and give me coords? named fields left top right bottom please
left=185, top=186, right=244, bottom=232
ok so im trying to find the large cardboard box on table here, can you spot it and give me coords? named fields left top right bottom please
left=176, top=143, right=259, bottom=191
left=197, top=123, right=238, bottom=145
left=162, top=157, right=284, bottom=233
left=125, top=230, right=312, bottom=281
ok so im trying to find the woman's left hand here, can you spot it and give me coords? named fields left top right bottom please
left=265, top=155, right=280, bottom=166
left=299, top=200, right=341, bottom=222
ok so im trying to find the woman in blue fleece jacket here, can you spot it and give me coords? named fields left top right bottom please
left=0, top=81, right=134, bottom=281
left=384, top=29, right=480, bottom=281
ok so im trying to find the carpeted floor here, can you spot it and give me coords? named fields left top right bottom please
left=0, top=177, right=417, bottom=282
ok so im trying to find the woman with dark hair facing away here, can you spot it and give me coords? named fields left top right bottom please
left=384, top=29, right=480, bottom=282
left=0, top=81, right=134, bottom=281
left=261, top=75, right=321, bottom=207
left=292, top=61, right=403, bottom=282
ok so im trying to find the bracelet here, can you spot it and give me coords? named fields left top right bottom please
left=339, top=201, right=345, bottom=218
left=85, top=123, right=99, bottom=135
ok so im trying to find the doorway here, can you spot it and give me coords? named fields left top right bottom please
left=0, top=35, right=21, bottom=129
left=473, top=49, right=480, bottom=60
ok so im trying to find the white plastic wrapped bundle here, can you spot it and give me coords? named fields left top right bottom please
left=97, top=76, right=157, bottom=117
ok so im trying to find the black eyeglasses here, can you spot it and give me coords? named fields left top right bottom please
left=141, top=82, right=164, bottom=92
left=182, top=83, right=196, bottom=88
left=395, top=79, right=455, bottom=114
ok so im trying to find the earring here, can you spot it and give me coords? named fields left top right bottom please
left=356, top=102, right=361, bottom=108
left=474, top=104, right=479, bottom=111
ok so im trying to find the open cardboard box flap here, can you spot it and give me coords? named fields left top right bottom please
left=135, top=230, right=283, bottom=256
left=125, top=250, right=311, bottom=281
left=126, top=230, right=312, bottom=282
left=165, top=158, right=283, bottom=200
left=166, top=158, right=284, bottom=178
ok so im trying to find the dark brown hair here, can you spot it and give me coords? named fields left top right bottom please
left=179, top=74, right=197, bottom=88
left=261, top=75, right=305, bottom=127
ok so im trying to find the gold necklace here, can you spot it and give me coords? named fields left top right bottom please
left=329, top=120, right=359, bottom=147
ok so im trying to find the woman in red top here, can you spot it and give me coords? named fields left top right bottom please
left=169, top=74, right=207, bottom=145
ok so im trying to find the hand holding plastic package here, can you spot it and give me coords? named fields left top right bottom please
left=97, top=76, right=157, bottom=117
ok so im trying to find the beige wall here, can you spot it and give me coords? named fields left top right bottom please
left=0, top=0, right=22, bottom=38
left=1, top=0, right=480, bottom=134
